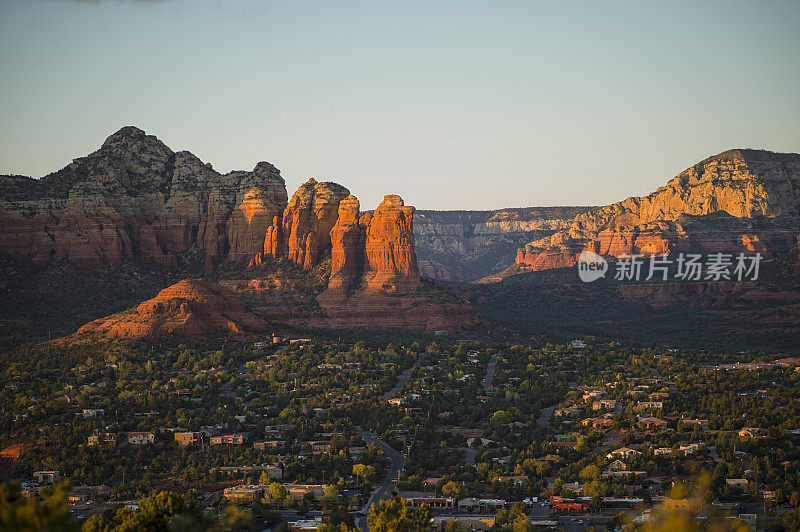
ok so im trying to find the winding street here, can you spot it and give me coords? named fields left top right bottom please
left=354, top=428, right=408, bottom=530
left=352, top=355, right=425, bottom=529
left=483, top=353, right=498, bottom=390
left=536, top=405, right=557, bottom=427
left=383, top=354, right=424, bottom=399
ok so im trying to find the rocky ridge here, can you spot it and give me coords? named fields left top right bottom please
left=413, top=207, right=596, bottom=281
left=507, top=149, right=800, bottom=278
left=68, top=279, right=267, bottom=341
left=1, top=127, right=478, bottom=335
left=0, top=127, right=288, bottom=273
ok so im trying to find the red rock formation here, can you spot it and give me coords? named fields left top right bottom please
left=0, top=443, right=23, bottom=479
left=416, top=260, right=471, bottom=282
left=0, top=127, right=288, bottom=273
left=264, top=216, right=282, bottom=258
left=313, top=288, right=482, bottom=333
left=509, top=149, right=800, bottom=277
left=277, top=178, right=350, bottom=268
left=68, top=279, right=266, bottom=341
left=363, top=195, right=421, bottom=292
left=327, top=195, right=365, bottom=292
left=225, top=163, right=288, bottom=263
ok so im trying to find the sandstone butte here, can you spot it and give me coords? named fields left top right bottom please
left=0, top=126, right=288, bottom=273
left=0, top=126, right=480, bottom=334
left=67, top=279, right=267, bottom=342
left=509, top=149, right=800, bottom=276
left=0, top=127, right=424, bottom=293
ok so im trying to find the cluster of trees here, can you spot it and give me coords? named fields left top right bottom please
left=0, top=483, right=253, bottom=532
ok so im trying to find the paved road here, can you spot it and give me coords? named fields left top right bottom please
left=457, top=446, right=478, bottom=466
left=483, top=353, right=498, bottom=390
left=383, top=354, right=423, bottom=399
left=536, top=405, right=556, bottom=427
left=355, top=428, right=408, bottom=530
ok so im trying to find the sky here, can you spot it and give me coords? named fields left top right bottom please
left=1, top=0, right=799, bottom=211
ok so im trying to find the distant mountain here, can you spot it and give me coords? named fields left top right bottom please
left=0, top=126, right=287, bottom=272
left=413, top=207, right=598, bottom=281
left=499, top=149, right=800, bottom=280
left=0, top=127, right=479, bottom=337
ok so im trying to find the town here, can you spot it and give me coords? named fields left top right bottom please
left=3, top=333, right=800, bottom=531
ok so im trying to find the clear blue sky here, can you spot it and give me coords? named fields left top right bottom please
left=1, top=0, right=798, bottom=210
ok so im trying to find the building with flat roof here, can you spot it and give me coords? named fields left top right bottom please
left=222, top=485, right=264, bottom=501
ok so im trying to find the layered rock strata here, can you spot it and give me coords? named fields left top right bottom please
left=508, top=149, right=800, bottom=278
left=0, top=127, right=287, bottom=273
left=69, top=279, right=267, bottom=341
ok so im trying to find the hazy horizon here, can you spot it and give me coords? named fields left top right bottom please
left=1, top=0, right=799, bottom=210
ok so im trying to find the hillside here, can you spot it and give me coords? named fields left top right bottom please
left=501, top=149, right=800, bottom=280
left=0, top=127, right=479, bottom=339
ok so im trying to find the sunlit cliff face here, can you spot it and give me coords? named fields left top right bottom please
left=239, top=187, right=270, bottom=225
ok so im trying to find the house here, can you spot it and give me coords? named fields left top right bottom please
left=607, top=460, right=628, bottom=472
left=253, top=440, right=283, bottom=451
left=726, top=479, right=749, bottom=490
left=87, top=433, right=117, bottom=446
left=738, top=427, right=763, bottom=440
left=593, top=399, right=617, bottom=411
left=68, top=491, right=92, bottom=504
left=174, top=432, right=200, bottom=446
left=638, top=401, right=663, bottom=410
left=458, top=498, right=507, bottom=512
left=263, top=465, right=284, bottom=480
left=223, top=485, right=264, bottom=501
left=581, top=417, right=614, bottom=430
left=638, top=417, right=668, bottom=431
left=210, top=433, right=246, bottom=445
left=68, top=485, right=110, bottom=505
left=283, top=484, right=330, bottom=501
left=296, top=440, right=332, bottom=454
left=678, top=443, right=704, bottom=455
left=607, top=447, right=640, bottom=460
left=33, top=471, right=60, bottom=484
left=388, top=397, right=405, bottom=406
left=653, top=447, right=673, bottom=457
left=663, top=499, right=691, bottom=511
left=127, top=432, right=155, bottom=445
left=407, top=497, right=456, bottom=509
left=554, top=406, right=580, bottom=417
left=81, top=408, right=105, bottom=418
left=582, top=390, right=605, bottom=402
left=571, top=340, right=587, bottom=349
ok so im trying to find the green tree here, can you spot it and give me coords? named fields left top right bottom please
left=367, top=498, right=432, bottom=532
left=441, top=481, right=464, bottom=499
left=579, top=464, right=600, bottom=481
left=269, top=482, right=287, bottom=501
left=0, top=482, right=76, bottom=531
left=323, top=485, right=340, bottom=502
left=490, top=410, right=513, bottom=426
left=352, top=464, right=375, bottom=484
